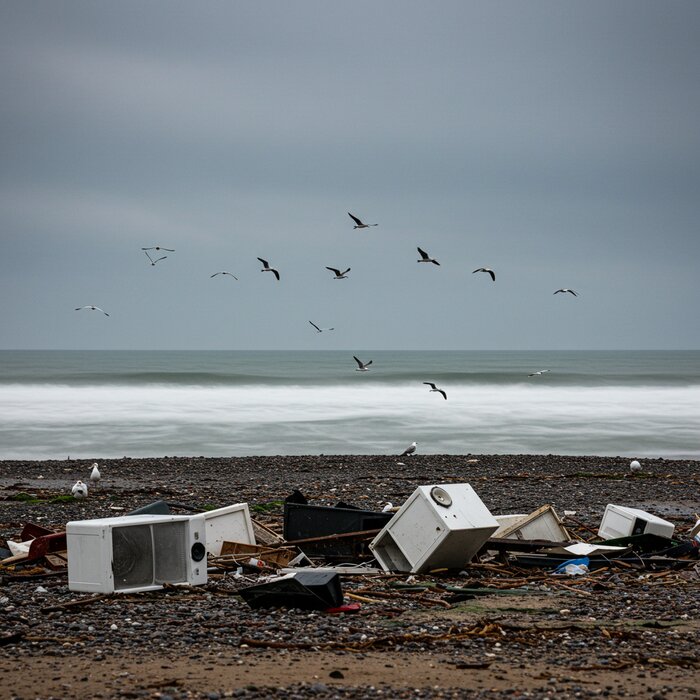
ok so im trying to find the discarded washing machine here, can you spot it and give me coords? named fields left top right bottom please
left=368, top=483, right=499, bottom=573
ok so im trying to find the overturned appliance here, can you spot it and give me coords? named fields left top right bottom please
left=369, top=483, right=499, bottom=573
left=493, top=504, right=570, bottom=542
left=238, top=570, right=343, bottom=610
left=598, top=504, right=675, bottom=541
left=67, top=514, right=207, bottom=593
left=284, top=500, right=393, bottom=562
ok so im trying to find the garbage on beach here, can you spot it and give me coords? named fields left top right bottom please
left=598, top=504, right=675, bottom=541
left=369, top=484, right=499, bottom=573
left=238, top=570, right=344, bottom=610
left=492, top=504, right=570, bottom=542
left=552, top=556, right=590, bottom=576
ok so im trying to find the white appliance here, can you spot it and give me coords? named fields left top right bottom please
left=494, top=505, right=570, bottom=542
left=203, top=502, right=256, bottom=556
left=369, top=483, right=499, bottom=573
left=67, top=514, right=207, bottom=593
left=598, top=504, right=675, bottom=541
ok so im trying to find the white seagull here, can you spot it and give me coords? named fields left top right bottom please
left=75, top=305, right=110, bottom=316
left=423, top=382, right=447, bottom=400
left=71, top=480, right=88, bottom=498
left=144, top=250, right=167, bottom=266
left=554, top=288, right=578, bottom=296
left=630, top=460, right=642, bottom=473
left=348, top=212, right=378, bottom=229
left=417, top=247, right=440, bottom=266
left=353, top=355, right=372, bottom=371
left=257, top=257, right=280, bottom=281
left=142, top=245, right=175, bottom=252
left=401, top=441, right=417, bottom=457
left=90, top=462, right=101, bottom=486
left=326, top=266, right=351, bottom=279
left=309, top=321, right=334, bottom=333
left=473, top=267, right=495, bottom=281
left=528, top=369, right=551, bottom=377
left=210, top=271, right=238, bottom=280
left=381, top=502, right=394, bottom=513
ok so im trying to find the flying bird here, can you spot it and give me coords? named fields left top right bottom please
left=144, top=250, right=167, bottom=266
left=417, top=247, right=440, bottom=266
left=528, top=370, right=551, bottom=377
left=423, top=382, right=447, bottom=400
left=348, top=212, right=377, bottom=229
left=210, top=271, right=238, bottom=280
left=71, top=480, right=88, bottom=498
left=142, top=246, right=175, bottom=252
left=90, top=463, right=101, bottom=486
left=554, top=289, right=578, bottom=296
left=401, top=441, right=417, bottom=457
left=257, top=257, right=280, bottom=281
left=309, top=321, right=334, bottom=333
left=326, top=266, right=351, bottom=279
left=75, top=306, right=109, bottom=316
left=473, top=267, right=495, bottom=281
left=353, top=355, right=372, bottom=371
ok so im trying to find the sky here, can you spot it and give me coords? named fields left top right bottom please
left=1, top=1, right=699, bottom=351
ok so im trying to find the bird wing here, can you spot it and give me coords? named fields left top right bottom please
left=423, top=382, right=437, bottom=389
left=569, top=290, right=578, bottom=296
left=309, top=321, right=322, bottom=332
left=271, top=268, right=280, bottom=280
left=348, top=212, right=363, bottom=226
left=365, top=360, right=373, bottom=367
left=257, top=257, right=269, bottom=268
left=417, top=247, right=429, bottom=260
left=353, top=356, right=364, bottom=368
left=210, top=272, right=221, bottom=277
left=487, top=269, right=495, bottom=281
left=162, top=247, right=175, bottom=252
left=155, top=256, right=167, bottom=263
left=438, top=390, right=447, bottom=400
left=326, top=267, right=341, bottom=276
left=341, top=268, right=351, bottom=275
left=144, top=251, right=155, bottom=263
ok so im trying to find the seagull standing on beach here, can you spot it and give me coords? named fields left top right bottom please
left=75, top=306, right=110, bottom=316
left=401, top=441, right=418, bottom=457
left=309, top=321, right=334, bottom=333
left=90, top=463, right=101, bottom=487
left=417, top=247, right=440, bottom=266
left=348, top=212, right=378, bottom=229
left=326, top=266, right=351, bottom=279
left=528, top=370, right=551, bottom=377
left=472, top=267, right=496, bottom=281
left=210, top=271, right=238, bottom=280
left=71, top=480, right=88, bottom=498
left=423, top=382, right=447, bottom=400
left=144, top=250, right=167, bottom=266
left=630, top=460, right=642, bottom=473
left=353, top=356, right=372, bottom=371
left=257, top=257, right=280, bottom=281
left=554, top=288, right=578, bottom=296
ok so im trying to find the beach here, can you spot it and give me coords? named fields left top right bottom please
left=1, top=453, right=699, bottom=699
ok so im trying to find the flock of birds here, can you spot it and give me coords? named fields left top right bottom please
left=72, top=211, right=580, bottom=457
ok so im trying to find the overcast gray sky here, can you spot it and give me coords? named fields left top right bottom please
left=1, top=1, right=699, bottom=351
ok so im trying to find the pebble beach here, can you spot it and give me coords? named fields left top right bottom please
left=1, top=454, right=699, bottom=699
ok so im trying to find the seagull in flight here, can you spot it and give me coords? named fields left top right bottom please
left=401, top=441, right=417, bottom=457
left=473, top=267, right=495, bottom=282
left=423, top=382, right=447, bottom=400
left=417, top=247, right=440, bottom=266
left=326, top=266, right=351, bottom=279
left=144, top=250, right=167, bottom=266
left=210, top=271, right=239, bottom=280
left=348, top=212, right=378, bottom=229
left=353, top=355, right=372, bottom=371
left=142, top=246, right=175, bottom=252
left=554, top=288, right=578, bottom=296
left=528, top=369, right=550, bottom=377
left=309, top=321, right=334, bottom=333
left=257, top=257, right=280, bottom=281
left=75, top=305, right=110, bottom=316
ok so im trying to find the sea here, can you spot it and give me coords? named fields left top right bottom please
left=0, top=350, right=698, bottom=461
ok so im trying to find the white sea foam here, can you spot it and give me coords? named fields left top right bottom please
left=1, top=382, right=698, bottom=459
